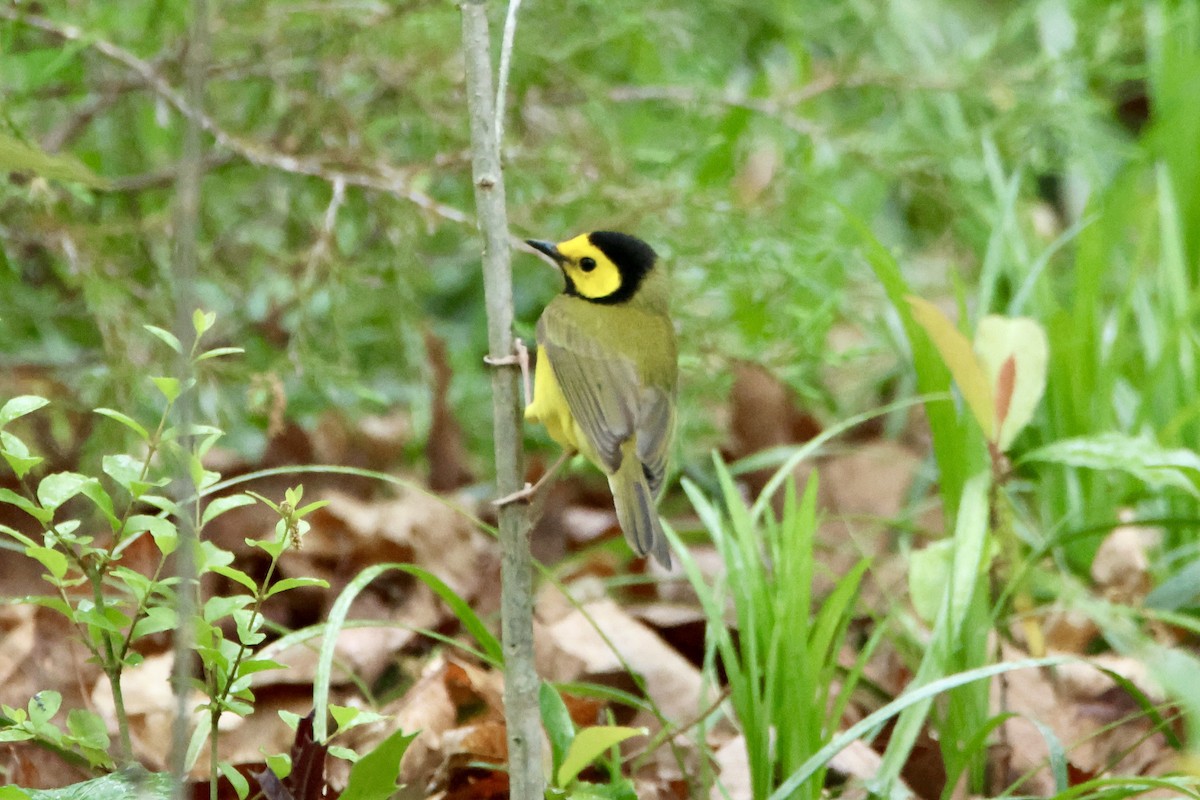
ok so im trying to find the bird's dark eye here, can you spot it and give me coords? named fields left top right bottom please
left=580, top=257, right=597, bottom=272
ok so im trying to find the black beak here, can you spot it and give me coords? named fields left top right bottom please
left=525, top=239, right=565, bottom=265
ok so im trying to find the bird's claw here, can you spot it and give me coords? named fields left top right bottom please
left=484, top=338, right=532, bottom=407
left=493, top=482, right=535, bottom=507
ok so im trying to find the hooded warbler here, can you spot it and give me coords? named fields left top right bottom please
left=524, top=231, right=677, bottom=567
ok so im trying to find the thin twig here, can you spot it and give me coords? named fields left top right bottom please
left=109, top=152, right=237, bottom=191
left=460, top=1, right=542, bottom=798
left=0, top=6, right=471, bottom=226
left=493, top=0, right=523, bottom=146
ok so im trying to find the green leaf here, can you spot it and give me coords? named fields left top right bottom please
left=150, top=377, right=181, bottom=405
left=192, top=309, right=216, bottom=337
left=235, top=658, right=287, bottom=678
left=540, top=682, right=575, bottom=780
left=330, top=705, right=361, bottom=731
left=208, top=564, right=258, bottom=592
left=907, top=296, right=994, bottom=438
left=200, top=493, right=255, bottom=527
left=195, top=540, right=234, bottom=572
left=263, top=751, right=291, bottom=780
left=557, top=726, right=645, bottom=787
left=338, top=727, right=418, bottom=800
left=2, top=439, right=44, bottom=480
left=772, top=656, right=1073, bottom=800
left=295, top=500, right=330, bottom=517
left=29, top=690, right=62, bottom=727
left=37, top=472, right=91, bottom=512
left=1020, top=433, right=1200, bottom=497
left=203, top=594, right=253, bottom=622
left=219, top=760, right=250, bottom=799
left=327, top=745, right=360, bottom=762
left=66, top=709, right=110, bottom=750
left=93, top=409, right=150, bottom=442
left=194, top=346, right=245, bottom=362
left=142, top=325, right=182, bottom=354
left=0, top=785, right=32, bottom=800
left=1147, top=558, right=1200, bottom=610
left=0, top=523, right=37, bottom=547
left=907, top=539, right=954, bottom=624
left=77, top=481, right=119, bottom=531
left=0, top=134, right=109, bottom=188
left=76, top=601, right=130, bottom=635
left=25, top=546, right=68, bottom=580
left=15, top=769, right=175, bottom=799
left=973, top=315, right=1048, bottom=450
left=112, top=567, right=153, bottom=601
left=248, top=531, right=287, bottom=559
left=127, top=514, right=178, bottom=556
left=102, top=454, right=144, bottom=492
left=0, top=488, right=52, bottom=523
left=233, top=608, right=266, bottom=646
left=131, top=607, right=178, bottom=640
left=265, top=577, right=329, bottom=598
left=0, top=395, right=49, bottom=427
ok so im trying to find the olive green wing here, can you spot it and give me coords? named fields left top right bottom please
left=537, top=305, right=637, bottom=473
left=635, top=385, right=674, bottom=498
left=538, top=303, right=676, bottom=486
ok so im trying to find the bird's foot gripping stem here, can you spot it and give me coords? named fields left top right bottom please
left=483, top=337, right=532, bottom=407
left=492, top=450, right=574, bottom=508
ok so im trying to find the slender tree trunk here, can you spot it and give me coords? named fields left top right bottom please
left=170, top=0, right=206, bottom=793
left=459, top=3, right=543, bottom=799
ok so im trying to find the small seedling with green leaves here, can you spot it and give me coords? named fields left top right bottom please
left=0, top=313, right=338, bottom=800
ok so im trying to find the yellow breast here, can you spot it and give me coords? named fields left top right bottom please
left=524, top=347, right=599, bottom=466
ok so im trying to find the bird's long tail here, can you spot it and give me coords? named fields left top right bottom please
left=608, top=449, right=671, bottom=568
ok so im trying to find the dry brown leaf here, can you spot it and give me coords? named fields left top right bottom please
left=821, top=440, right=921, bottom=522
left=539, top=598, right=703, bottom=727
left=992, top=644, right=1067, bottom=794
left=257, top=625, right=417, bottom=689
left=431, top=721, right=511, bottom=800
left=1091, top=517, right=1158, bottom=603
left=995, top=645, right=1179, bottom=794
left=0, top=741, right=92, bottom=790
left=1041, top=607, right=1099, bottom=654
left=312, top=409, right=413, bottom=472
left=829, top=737, right=886, bottom=782
left=0, top=608, right=99, bottom=740
left=727, top=362, right=821, bottom=499
left=0, top=605, right=36, bottom=687
left=709, top=734, right=751, bottom=800
left=443, top=657, right=505, bottom=721
left=1056, top=653, right=1163, bottom=706
left=308, top=489, right=482, bottom=601
left=423, top=330, right=474, bottom=492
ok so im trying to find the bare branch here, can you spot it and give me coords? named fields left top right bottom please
left=109, top=153, right=237, bottom=192
left=460, top=1, right=542, bottom=798
left=0, top=6, right=471, bottom=226
left=494, top=0, right=524, bottom=145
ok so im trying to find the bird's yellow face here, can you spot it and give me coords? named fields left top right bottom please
left=526, top=231, right=658, bottom=306
left=554, top=233, right=622, bottom=300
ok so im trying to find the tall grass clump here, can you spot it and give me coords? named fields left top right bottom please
left=669, top=457, right=875, bottom=800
